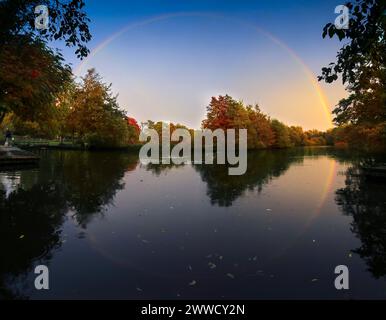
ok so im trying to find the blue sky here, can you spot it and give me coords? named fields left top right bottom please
left=60, top=0, right=348, bottom=130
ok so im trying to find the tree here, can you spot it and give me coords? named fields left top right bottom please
left=202, top=95, right=248, bottom=130
left=68, top=69, right=129, bottom=147
left=0, top=36, right=71, bottom=125
left=0, top=0, right=91, bottom=58
left=271, top=119, right=292, bottom=148
left=289, top=126, right=305, bottom=146
left=0, top=0, right=92, bottom=126
left=245, top=104, right=275, bottom=149
left=319, top=0, right=386, bottom=125
left=126, top=116, right=141, bottom=144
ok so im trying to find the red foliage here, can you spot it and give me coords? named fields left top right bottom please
left=31, top=69, right=40, bottom=79
left=126, top=117, right=140, bottom=132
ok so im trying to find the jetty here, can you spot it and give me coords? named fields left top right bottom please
left=0, top=146, right=40, bottom=166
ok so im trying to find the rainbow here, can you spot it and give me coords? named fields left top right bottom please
left=74, top=12, right=333, bottom=127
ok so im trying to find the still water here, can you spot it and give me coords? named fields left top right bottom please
left=1, top=148, right=386, bottom=299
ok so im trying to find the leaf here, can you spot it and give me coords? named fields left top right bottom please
left=328, top=25, right=336, bottom=38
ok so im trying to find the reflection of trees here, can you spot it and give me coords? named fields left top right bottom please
left=335, top=163, right=386, bottom=279
left=40, top=151, right=139, bottom=227
left=0, top=183, right=67, bottom=299
left=194, top=150, right=303, bottom=206
left=0, top=150, right=139, bottom=298
left=144, top=163, right=184, bottom=177
left=144, top=148, right=347, bottom=207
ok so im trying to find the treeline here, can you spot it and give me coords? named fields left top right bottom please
left=2, top=64, right=383, bottom=151
left=1, top=69, right=141, bottom=148
left=201, top=95, right=329, bottom=149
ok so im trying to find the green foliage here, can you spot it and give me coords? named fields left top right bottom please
left=320, top=0, right=386, bottom=126
left=0, top=0, right=92, bottom=128
left=328, top=123, right=386, bottom=151
left=0, top=36, right=72, bottom=125
left=270, top=119, right=292, bottom=148
left=67, top=69, right=130, bottom=148
left=0, top=0, right=91, bottom=59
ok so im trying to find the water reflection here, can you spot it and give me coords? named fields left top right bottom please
left=0, top=148, right=385, bottom=299
left=194, top=150, right=303, bottom=207
left=0, top=182, right=66, bottom=299
left=336, top=163, right=386, bottom=279
left=0, top=151, right=138, bottom=299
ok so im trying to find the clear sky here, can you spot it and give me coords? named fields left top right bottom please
left=60, top=0, right=348, bottom=131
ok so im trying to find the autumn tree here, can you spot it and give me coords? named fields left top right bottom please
left=126, top=117, right=141, bottom=144
left=246, top=104, right=275, bottom=149
left=68, top=69, right=129, bottom=147
left=271, top=119, right=292, bottom=148
left=288, top=126, right=305, bottom=146
left=0, top=36, right=71, bottom=125
left=202, top=95, right=248, bottom=130
left=0, top=0, right=91, bottom=126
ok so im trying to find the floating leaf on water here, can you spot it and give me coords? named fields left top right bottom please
left=188, top=265, right=192, bottom=271
left=189, top=280, right=196, bottom=286
left=208, top=262, right=217, bottom=269
left=136, top=287, right=143, bottom=292
left=348, top=253, right=353, bottom=258
left=19, top=235, right=25, bottom=239
left=266, top=209, right=272, bottom=212
left=226, top=273, right=235, bottom=279
left=311, top=278, right=319, bottom=282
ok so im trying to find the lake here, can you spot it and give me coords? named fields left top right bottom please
left=1, top=148, right=386, bottom=299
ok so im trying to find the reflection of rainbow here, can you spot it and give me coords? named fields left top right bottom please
left=262, top=156, right=338, bottom=265
left=74, top=12, right=333, bottom=127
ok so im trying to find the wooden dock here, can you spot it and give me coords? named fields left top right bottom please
left=0, top=146, right=40, bottom=166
